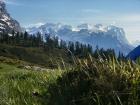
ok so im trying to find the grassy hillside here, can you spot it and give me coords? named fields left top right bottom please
left=0, top=44, right=72, bottom=68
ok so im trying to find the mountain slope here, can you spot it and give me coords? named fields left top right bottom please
left=0, top=1, right=21, bottom=33
left=26, top=23, right=133, bottom=55
left=127, top=45, right=140, bottom=60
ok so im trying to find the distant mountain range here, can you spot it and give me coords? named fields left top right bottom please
left=26, top=23, right=134, bottom=55
left=0, top=1, right=21, bottom=33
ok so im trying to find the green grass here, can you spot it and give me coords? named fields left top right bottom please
left=0, top=63, right=63, bottom=105
left=0, top=55, right=140, bottom=105
left=0, top=44, right=73, bottom=68
left=0, top=63, right=21, bottom=72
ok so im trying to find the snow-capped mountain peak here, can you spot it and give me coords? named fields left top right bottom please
left=77, top=23, right=93, bottom=30
left=26, top=23, right=133, bottom=55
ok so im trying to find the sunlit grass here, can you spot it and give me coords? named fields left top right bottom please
left=0, top=63, right=63, bottom=105
left=0, top=56, right=140, bottom=105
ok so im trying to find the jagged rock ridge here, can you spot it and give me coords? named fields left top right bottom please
left=0, top=0, right=21, bottom=33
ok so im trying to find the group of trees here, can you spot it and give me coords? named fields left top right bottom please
left=0, top=31, right=125, bottom=59
left=45, top=35, right=93, bottom=58
left=0, top=31, right=43, bottom=47
left=0, top=31, right=93, bottom=58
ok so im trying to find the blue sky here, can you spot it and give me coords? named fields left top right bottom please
left=4, top=0, right=140, bottom=42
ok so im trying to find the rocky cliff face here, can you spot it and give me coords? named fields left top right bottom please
left=0, top=0, right=21, bottom=33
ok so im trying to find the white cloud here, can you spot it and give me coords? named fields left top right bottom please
left=117, top=14, right=140, bottom=22
left=105, top=14, right=140, bottom=42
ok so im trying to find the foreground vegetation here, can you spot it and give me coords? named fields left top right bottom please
left=0, top=55, right=140, bottom=105
left=0, top=60, right=63, bottom=105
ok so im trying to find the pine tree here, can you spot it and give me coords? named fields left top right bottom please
left=68, top=42, right=75, bottom=53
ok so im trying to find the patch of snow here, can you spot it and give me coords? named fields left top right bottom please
left=0, top=23, right=4, bottom=26
left=3, top=14, right=10, bottom=20
left=0, top=26, right=5, bottom=29
left=8, top=33, right=12, bottom=36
